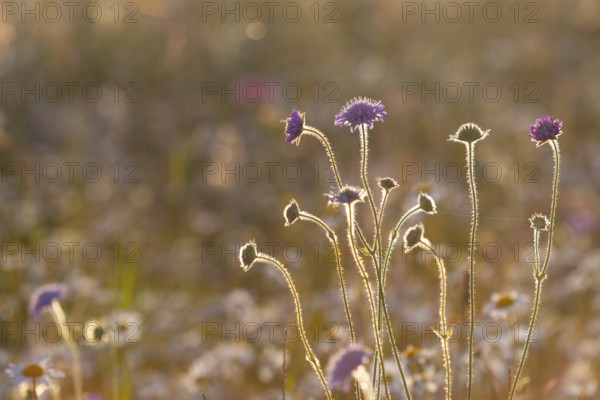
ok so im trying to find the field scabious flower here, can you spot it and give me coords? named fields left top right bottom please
left=529, top=115, right=563, bottom=145
left=334, top=97, right=386, bottom=132
left=29, top=283, right=67, bottom=317
left=326, top=345, right=372, bottom=392
left=283, top=109, right=305, bottom=144
left=325, top=186, right=366, bottom=206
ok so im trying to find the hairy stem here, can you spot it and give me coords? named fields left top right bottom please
left=508, top=276, right=543, bottom=400
left=509, top=140, right=560, bottom=399
left=359, top=124, right=388, bottom=398
left=255, top=254, right=333, bottom=400
left=421, top=241, right=452, bottom=400
left=303, top=127, right=343, bottom=189
left=346, top=204, right=391, bottom=400
left=540, top=140, right=560, bottom=277
left=299, top=211, right=355, bottom=343
left=465, top=142, right=478, bottom=400
left=382, top=205, right=422, bottom=288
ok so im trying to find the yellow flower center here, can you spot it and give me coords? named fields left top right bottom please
left=495, top=294, right=516, bottom=309
left=21, top=364, right=44, bottom=378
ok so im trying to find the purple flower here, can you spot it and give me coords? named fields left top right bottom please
left=29, top=283, right=67, bottom=317
left=326, top=345, right=372, bottom=392
left=334, top=97, right=387, bottom=132
left=530, top=115, right=563, bottom=145
left=283, top=109, right=304, bottom=144
left=325, top=185, right=366, bottom=206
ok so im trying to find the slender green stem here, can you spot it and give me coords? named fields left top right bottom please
left=299, top=211, right=355, bottom=343
left=508, top=276, right=543, bottom=400
left=509, top=140, right=560, bottom=399
left=358, top=124, right=388, bottom=398
left=382, top=205, right=421, bottom=282
left=540, top=140, right=560, bottom=277
left=421, top=241, right=452, bottom=400
left=372, top=196, right=417, bottom=400
left=465, top=142, right=478, bottom=400
left=533, top=229, right=540, bottom=277
left=50, top=301, right=83, bottom=400
left=372, top=204, right=420, bottom=400
left=377, top=272, right=414, bottom=400
left=303, top=127, right=343, bottom=189
left=355, top=222, right=374, bottom=254
left=254, top=254, right=333, bottom=400
left=346, top=204, right=392, bottom=400
left=358, top=124, right=382, bottom=258
left=361, top=218, right=413, bottom=400
left=377, top=191, right=390, bottom=237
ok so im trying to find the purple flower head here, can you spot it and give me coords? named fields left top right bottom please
left=334, top=97, right=386, bottom=132
left=530, top=115, right=563, bottom=145
left=325, top=185, right=366, bottom=206
left=283, top=109, right=305, bottom=144
left=29, top=283, right=67, bottom=317
left=327, top=345, right=372, bottom=392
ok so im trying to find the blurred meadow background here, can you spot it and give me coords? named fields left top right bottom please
left=1, top=0, right=600, bottom=399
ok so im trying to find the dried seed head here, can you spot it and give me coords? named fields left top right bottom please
left=449, top=122, right=490, bottom=144
left=530, top=213, right=550, bottom=231
left=283, top=199, right=300, bottom=226
left=378, top=177, right=399, bottom=191
left=418, top=192, right=437, bottom=214
left=239, top=241, right=258, bottom=271
left=404, top=223, right=425, bottom=252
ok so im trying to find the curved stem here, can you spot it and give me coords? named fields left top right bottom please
left=421, top=241, right=452, bottom=400
left=346, top=204, right=392, bottom=400
left=299, top=211, right=355, bottom=343
left=255, top=254, right=333, bottom=400
left=303, top=127, right=343, bottom=189
left=465, top=142, right=479, bottom=400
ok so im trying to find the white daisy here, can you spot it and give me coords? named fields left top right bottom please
left=5, top=358, right=64, bottom=395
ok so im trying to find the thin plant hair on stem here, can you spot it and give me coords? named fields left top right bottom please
left=298, top=209, right=356, bottom=343
left=449, top=122, right=489, bottom=400
left=345, top=202, right=392, bottom=400
left=354, top=123, right=413, bottom=400
left=419, top=239, right=452, bottom=400
left=303, top=126, right=344, bottom=189
left=240, top=247, right=333, bottom=400
left=509, top=139, right=561, bottom=400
